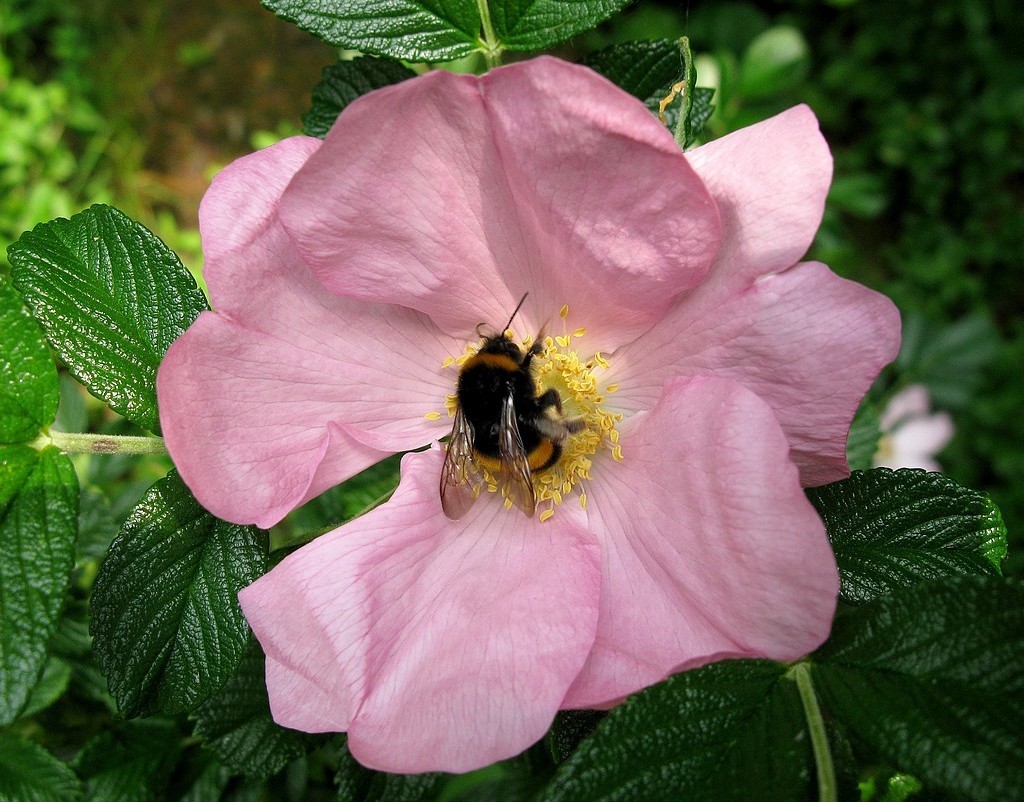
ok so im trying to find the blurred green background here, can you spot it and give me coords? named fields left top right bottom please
left=2, top=0, right=1021, bottom=574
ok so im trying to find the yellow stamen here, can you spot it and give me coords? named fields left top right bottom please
left=424, top=411, right=442, bottom=421
left=539, top=508, right=555, bottom=522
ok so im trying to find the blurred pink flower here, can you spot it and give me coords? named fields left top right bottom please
left=874, top=384, right=953, bottom=471
left=156, top=57, right=900, bottom=773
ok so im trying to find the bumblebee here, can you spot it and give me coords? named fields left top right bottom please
left=440, top=295, right=584, bottom=519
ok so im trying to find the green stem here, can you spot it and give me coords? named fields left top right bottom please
left=31, top=430, right=168, bottom=456
left=476, top=0, right=503, bottom=69
left=791, top=662, right=837, bottom=802
left=672, top=36, right=695, bottom=149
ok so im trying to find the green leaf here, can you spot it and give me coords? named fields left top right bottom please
left=18, top=656, right=71, bottom=719
left=808, top=468, right=1006, bottom=605
left=263, top=0, right=630, bottom=60
left=262, top=0, right=482, bottom=61
left=193, top=639, right=316, bottom=781
left=90, top=470, right=267, bottom=716
left=540, top=660, right=816, bottom=802
left=814, top=576, right=1024, bottom=802
left=845, top=400, right=882, bottom=471
left=738, top=26, right=810, bottom=100
left=335, top=741, right=443, bottom=802
left=895, top=313, right=1001, bottom=410
left=581, top=40, right=715, bottom=143
left=0, top=731, right=80, bottom=802
left=0, top=280, right=58, bottom=444
left=288, top=453, right=400, bottom=537
left=74, top=719, right=182, bottom=802
left=7, top=204, right=208, bottom=433
left=490, top=0, right=631, bottom=52
left=0, top=446, right=78, bottom=725
left=303, top=57, right=417, bottom=139
left=546, top=710, right=605, bottom=764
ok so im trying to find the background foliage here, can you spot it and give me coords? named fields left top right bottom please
left=1, top=0, right=1021, bottom=800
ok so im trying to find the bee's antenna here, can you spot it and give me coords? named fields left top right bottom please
left=503, top=292, right=529, bottom=333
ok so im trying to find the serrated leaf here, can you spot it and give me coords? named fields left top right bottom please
left=808, top=468, right=1005, bottom=605
left=75, top=719, right=181, bottom=802
left=0, top=280, right=58, bottom=444
left=581, top=40, right=715, bottom=143
left=90, top=470, right=267, bottom=716
left=490, top=0, right=631, bottom=51
left=814, top=576, right=1024, bottom=802
left=193, top=639, right=315, bottom=781
left=0, top=446, right=78, bottom=725
left=263, top=0, right=629, bottom=60
left=7, top=204, right=208, bottom=433
left=303, top=57, right=417, bottom=139
left=262, top=0, right=482, bottom=61
left=0, top=731, right=80, bottom=802
left=541, top=661, right=815, bottom=802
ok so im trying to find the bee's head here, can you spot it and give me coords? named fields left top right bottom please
left=477, top=331, right=523, bottom=361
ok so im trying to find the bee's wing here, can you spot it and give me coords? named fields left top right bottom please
left=440, top=406, right=483, bottom=520
left=497, top=393, right=537, bottom=517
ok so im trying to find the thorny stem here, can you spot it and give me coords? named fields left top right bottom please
left=31, top=430, right=168, bottom=456
left=476, top=0, right=503, bottom=69
left=790, top=661, right=837, bottom=802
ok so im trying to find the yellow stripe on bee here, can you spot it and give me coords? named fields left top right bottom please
left=464, top=352, right=520, bottom=372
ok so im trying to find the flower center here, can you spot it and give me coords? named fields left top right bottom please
left=440, top=305, right=622, bottom=521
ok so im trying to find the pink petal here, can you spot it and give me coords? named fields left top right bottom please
left=879, top=384, right=932, bottom=431
left=685, top=104, right=832, bottom=288
left=279, top=57, right=720, bottom=352
left=609, top=261, right=901, bottom=486
left=239, top=449, right=602, bottom=774
left=563, top=376, right=838, bottom=708
left=199, top=136, right=321, bottom=281
left=158, top=141, right=461, bottom=528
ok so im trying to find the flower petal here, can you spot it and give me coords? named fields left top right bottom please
left=279, top=57, right=720, bottom=352
left=199, top=135, right=321, bottom=280
left=158, top=140, right=460, bottom=528
left=879, top=384, right=931, bottom=431
left=685, top=104, right=831, bottom=287
left=480, top=57, right=720, bottom=349
left=563, top=376, right=838, bottom=708
left=239, top=449, right=601, bottom=773
left=609, top=261, right=901, bottom=486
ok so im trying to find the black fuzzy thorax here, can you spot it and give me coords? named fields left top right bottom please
left=457, top=340, right=545, bottom=458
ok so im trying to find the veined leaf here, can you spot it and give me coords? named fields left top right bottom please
left=809, top=468, right=1005, bottom=604
left=814, top=576, right=1024, bottom=802
left=0, top=280, right=58, bottom=444
left=0, top=446, right=78, bottom=725
left=303, top=57, right=417, bottom=139
left=0, top=732, right=79, bottom=802
left=90, top=471, right=266, bottom=716
left=7, top=205, right=208, bottom=433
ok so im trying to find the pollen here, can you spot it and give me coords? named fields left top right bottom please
left=530, top=320, right=621, bottom=517
left=442, top=308, right=622, bottom=519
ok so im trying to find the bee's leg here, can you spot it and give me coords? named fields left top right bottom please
left=521, top=339, right=545, bottom=372
left=537, top=389, right=586, bottom=436
left=536, top=388, right=564, bottom=413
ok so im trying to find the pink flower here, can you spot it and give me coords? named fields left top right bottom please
left=156, top=57, right=900, bottom=773
left=874, top=384, right=953, bottom=471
